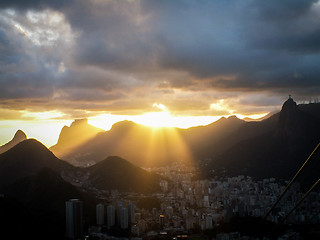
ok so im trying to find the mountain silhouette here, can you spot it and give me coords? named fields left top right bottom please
left=54, top=120, right=183, bottom=166
left=0, top=138, right=161, bottom=193
left=50, top=118, right=104, bottom=162
left=86, top=156, right=161, bottom=193
left=276, top=97, right=318, bottom=141
left=0, top=138, right=165, bottom=237
left=0, top=139, right=72, bottom=187
left=7, top=97, right=318, bottom=188
left=207, top=97, right=320, bottom=186
left=57, top=116, right=246, bottom=167
left=0, top=129, right=27, bottom=154
left=179, top=115, right=245, bottom=160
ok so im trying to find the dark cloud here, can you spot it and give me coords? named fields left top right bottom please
left=249, top=0, right=317, bottom=21
left=0, top=0, right=320, bottom=116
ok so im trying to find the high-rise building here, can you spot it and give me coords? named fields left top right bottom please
left=159, top=215, right=165, bottom=229
left=128, top=202, right=135, bottom=224
left=96, top=203, right=105, bottom=226
left=116, top=201, right=123, bottom=225
left=120, top=207, right=128, bottom=229
left=107, top=205, right=115, bottom=228
left=66, top=199, right=83, bottom=240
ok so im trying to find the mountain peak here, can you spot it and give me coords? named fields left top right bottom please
left=87, top=155, right=160, bottom=193
left=3, top=138, right=55, bottom=157
left=214, top=115, right=242, bottom=125
left=281, top=95, right=297, bottom=112
left=279, top=96, right=298, bottom=121
left=110, top=120, right=137, bottom=132
left=70, top=118, right=88, bottom=127
left=0, top=129, right=27, bottom=154
left=225, top=115, right=244, bottom=124
left=276, top=96, right=317, bottom=140
left=50, top=118, right=104, bottom=159
left=13, top=129, right=27, bottom=141
left=227, top=115, right=240, bottom=121
left=97, top=156, right=133, bottom=168
left=0, top=139, right=70, bottom=187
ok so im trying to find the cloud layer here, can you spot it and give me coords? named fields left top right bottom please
left=1, top=0, right=320, bottom=118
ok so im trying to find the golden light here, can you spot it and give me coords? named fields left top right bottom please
left=235, top=112, right=269, bottom=120
left=210, top=99, right=235, bottom=114
left=108, top=118, right=195, bottom=167
left=131, top=103, right=221, bottom=128
left=88, top=114, right=128, bottom=131
left=21, top=110, right=65, bottom=120
left=144, top=126, right=194, bottom=166
left=210, top=99, right=226, bottom=111
left=17, top=110, right=71, bottom=147
left=134, top=111, right=173, bottom=128
left=0, top=101, right=271, bottom=150
left=87, top=104, right=201, bottom=166
left=152, top=103, right=167, bottom=111
left=134, top=103, right=173, bottom=127
left=89, top=111, right=177, bottom=129
left=88, top=103, right=222, bottom=130
left=0, top=119, right=72, bottom=147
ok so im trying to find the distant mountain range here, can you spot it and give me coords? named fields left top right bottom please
left=48, top=115, right=246, bottom=167
left=52, top=120, right=191, bottom=167
left=45, top=97, right=320, bottom=184
left=1, top=97, right=319, bottom=187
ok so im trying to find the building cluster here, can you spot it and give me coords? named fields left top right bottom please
left=152, top=163, right=320, bottom=227
left=96, top=202, right=135, bottom=229
left=66, top=163, right=320, bottom=239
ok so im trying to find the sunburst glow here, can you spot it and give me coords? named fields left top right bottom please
left=88, top=104, right=222, bottom=130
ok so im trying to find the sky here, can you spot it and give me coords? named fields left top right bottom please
left=1, top=0, right=320, bottom=146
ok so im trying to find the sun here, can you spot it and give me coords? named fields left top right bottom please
left=134, top=111, right=174, bottom=128
left=88, top=103, right=222, bottom=130
left=132, top=103, right=184, bottom=128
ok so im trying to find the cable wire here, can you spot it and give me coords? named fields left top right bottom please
left=262, top=142, right=320, bottom=221
left=267, top=177, right=320, bottom=238
left=254, top=142, right=320, bottom=237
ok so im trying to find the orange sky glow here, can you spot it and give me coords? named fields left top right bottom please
left=0, top=102, right=270, bottom=147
